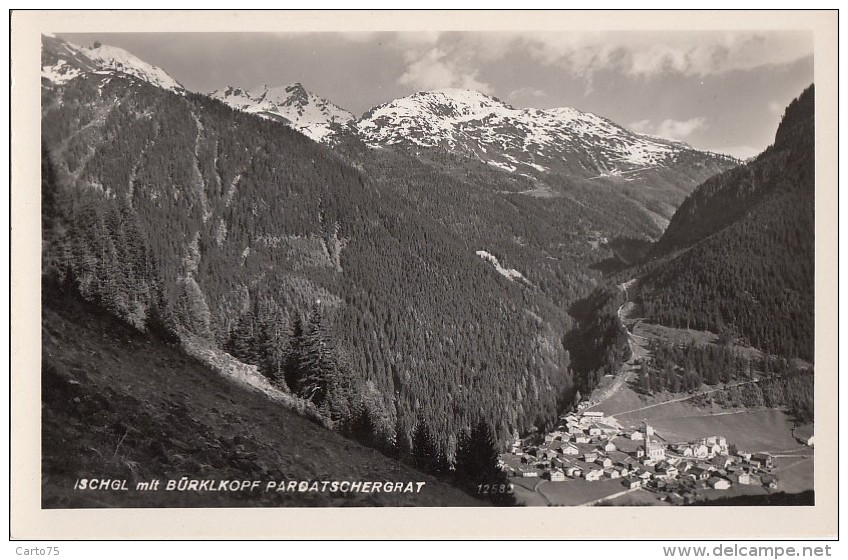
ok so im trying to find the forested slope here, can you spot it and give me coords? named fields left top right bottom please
left=637, top=86, right=815, bottom=361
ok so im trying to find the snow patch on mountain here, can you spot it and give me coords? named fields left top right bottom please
left=476, top=250, right=528, bottom=283
left=42, top=58, right=82, bottom=84
left=209, top=83, right=355, bottom=142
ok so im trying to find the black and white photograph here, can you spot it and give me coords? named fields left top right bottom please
left=10, top=9, right=838, bottom=540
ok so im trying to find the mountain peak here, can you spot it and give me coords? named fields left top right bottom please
left=209, top=82, right=355, bottom=142
left=42, top=35, right=185, bottom=94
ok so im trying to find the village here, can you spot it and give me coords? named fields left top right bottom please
left=498, top=408, right=812, bottom=505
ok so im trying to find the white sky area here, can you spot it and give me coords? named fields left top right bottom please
left=60, top=30, right=814, bottom=159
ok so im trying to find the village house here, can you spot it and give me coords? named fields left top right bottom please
left=587, top=424, right=603, bottom=437
left=677, top=460, right=694, bottom=473
left=623, top=477, right=641, bottom=489
left=761, top=474, right=779, bottom=489
left=730, top=445, right=751, bottom=461
left=602, top=441, right=617, bottom=452
left=691, top=443, right=709, bottom=459
left=628, top=430, right=644, bottom=441
left=566, top=466, right=582, bottom=479
left=708, top=477, right=731, bottom=490
left=583, top=451, right=598, bottom=464
left=690, top=467, right=710, bottom=481
left=672, top=444, right=694, bottom=457
left=711, top=455, right=734, bottom=470
left=705, top=435, right=728, bottom=453
left=793, top=425, right=814, bottom=447
left=604, top=467, right=621, bottom=479
left=546, top=431, right=567, bottom=443
left=595, top=456, right=613, bottom=468
left=584, top=468, right=604, bottom=481
left=751, top=452, right=774, bottom=469
left=560, top=442, right=579, bottom=455
left=548, top=469, right=566, bottom=482
left=655, top=463, right=679, bottom=480
left=730, top=471, right=753, bottom=485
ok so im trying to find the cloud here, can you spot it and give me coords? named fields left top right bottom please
left=398, top=46, right=492, bottom=93
left=630, top=117, right=707, bottom=140
left=507, top=86, right=547, bottom=100
left=520, top=31, right=813, bottom=79
left=768, top=101, right=785, bottom=115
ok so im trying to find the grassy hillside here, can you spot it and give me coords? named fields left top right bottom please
left=41, top=289, right=482, bottom=508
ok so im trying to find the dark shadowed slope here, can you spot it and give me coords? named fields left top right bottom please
left=41, top=289, right=482, bottom=508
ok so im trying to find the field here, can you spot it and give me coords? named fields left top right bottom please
left=597, top=488, right=670, bottom=506
left=772, top=455, right=815, bottom=494
left=511, top=477, right=634, bottom=506
left=645, top=409, right=804, bottom=450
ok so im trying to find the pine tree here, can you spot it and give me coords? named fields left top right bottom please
left=411, top=416, right=443, bottom=475
left=453, top=419, right=514, bottom=505
left=295, top=303, right=355, bottom=425
left=282, top=316, right=305, bottom=393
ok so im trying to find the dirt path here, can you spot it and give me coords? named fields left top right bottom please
left=608, top=379, right=760, bottom=420
left=576, top=486, right=639, bottom=507
left=585, top=279, right=647, bottom=410
left=532, top=479, right=553, bottom=506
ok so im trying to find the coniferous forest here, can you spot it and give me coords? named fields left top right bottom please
left=638, top=87, right=815, bottom=362
left=41, top=74, right=616, bottom=466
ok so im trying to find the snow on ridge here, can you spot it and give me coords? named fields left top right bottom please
left=209, top=82, right=355, bottom=142
left=356, top=88, right=690, bottom=171
left=80, top=43, right=185, bottom=94
left=41, top=35, right=185, bottom=94
left=476, top=250, right=528, bottom=283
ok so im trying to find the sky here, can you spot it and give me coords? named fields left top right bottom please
left=60, top=31, right=814, bottom=159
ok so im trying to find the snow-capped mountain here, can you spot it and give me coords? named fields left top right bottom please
left=41, top=34, right=185, bottom=94
left=209, top=83, right=355, bottom=142
left=356, top=88, right=732, bottom=179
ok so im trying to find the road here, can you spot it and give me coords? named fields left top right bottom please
left=607, top=379, right=760, bottom=420
left=575, top=486, right=640, bottom=507
left=585, top=279, right=645, bottom=410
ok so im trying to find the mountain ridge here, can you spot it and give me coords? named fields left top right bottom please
left=208, top=82, right=355, bottom=142
left=41, top=34, right=185, bottom=93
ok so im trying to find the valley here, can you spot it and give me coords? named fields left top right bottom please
left=502, top=269, right=814, bottom=507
